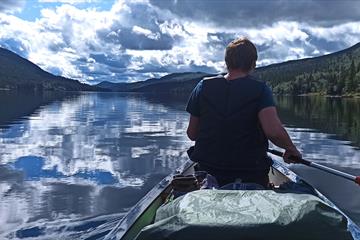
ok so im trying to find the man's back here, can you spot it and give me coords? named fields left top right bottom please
left=185, top=37, right=301, bottom=187
left=186, top=75, right=273, bottom=171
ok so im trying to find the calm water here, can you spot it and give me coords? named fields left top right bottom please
left=0, top=91, right=359, bottom=239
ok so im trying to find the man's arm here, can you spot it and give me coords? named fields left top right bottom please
left=187, top=115, right=199, bottom=141
left=185, top=81, right=202, bottom=141
left=258, top=106, right=301, bottom=163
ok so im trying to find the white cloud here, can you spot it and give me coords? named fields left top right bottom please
left=246, top=21, right=309, bottom=45
left=0, top=0, right=360, bottom=83
left=0, top=3, right=116, bottom=81
left=305, top=22, right=360, bottom=46
left=0, top=0, right=25, bottom=13
left=132, top=25, right=160, bottom=40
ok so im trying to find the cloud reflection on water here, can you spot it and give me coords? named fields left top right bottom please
left=0, top=92, right=192, bottom=238
left=1, top=92, right=360, bottom=238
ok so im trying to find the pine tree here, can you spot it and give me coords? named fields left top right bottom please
left=349, top=60, right=356, bottom=90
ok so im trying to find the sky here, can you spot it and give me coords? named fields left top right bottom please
left=0, top=0, right=360, bottom=84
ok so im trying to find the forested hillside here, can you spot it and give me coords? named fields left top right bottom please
left=255, top=43, right=360, bottom=95
left=0, top=48, right=99, bottom=92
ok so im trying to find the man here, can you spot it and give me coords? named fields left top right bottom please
left=186, top=37, right=301, bottom=187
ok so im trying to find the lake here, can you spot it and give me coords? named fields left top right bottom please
left=0, top=91, right=359, bottom=239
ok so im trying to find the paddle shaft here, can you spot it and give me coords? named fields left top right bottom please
left=268, top=149, right=360, bottom=185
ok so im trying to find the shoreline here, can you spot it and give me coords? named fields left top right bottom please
left=274, top=92, right=360, bottom=98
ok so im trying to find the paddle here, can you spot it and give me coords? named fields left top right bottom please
left=267, top=148, right=360, bottom=186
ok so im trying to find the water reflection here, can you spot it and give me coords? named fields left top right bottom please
left=0, top=92, right=192, bottom=239
left=0, top=91, right=78, bottom=128
left=276, top=96, right=360, bottom=148
left=281, top=127, right=360, bottom=168
left=0, top=92, right=360, bottom=239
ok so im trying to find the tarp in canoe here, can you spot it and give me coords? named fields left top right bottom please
left=136, top=190, right=352, bottom=240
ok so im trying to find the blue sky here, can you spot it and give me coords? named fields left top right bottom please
left=15, top=1, right=114, bottom=21
left=0, top=0, right=360, bottom=84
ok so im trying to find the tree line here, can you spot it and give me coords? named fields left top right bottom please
left=255, top=44, right=360, bottom=96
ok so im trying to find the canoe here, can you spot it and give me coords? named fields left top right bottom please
left=104, top=157, right=360, bottom=240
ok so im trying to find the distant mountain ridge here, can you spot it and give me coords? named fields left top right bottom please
left=1, top=42, right=359, bottom=95
left=96, top=72, right=217, bottom=92
left=0, top=47, right=100, bottom=92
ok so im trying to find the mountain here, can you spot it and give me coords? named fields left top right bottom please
left=96, top=72, right=218, bottom=93
left=3, top=41, right=358, bottom=95
left=96, top=81, right=129, bottom=91
left=0, top=47, right=100, bottom=92
left=97, top=42, right=360, bottom=96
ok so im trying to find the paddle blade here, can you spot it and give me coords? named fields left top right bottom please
left=355, top=176, right=360, bottom=185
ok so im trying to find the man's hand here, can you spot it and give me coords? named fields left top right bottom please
left=283, top=147, right=302, bottom=164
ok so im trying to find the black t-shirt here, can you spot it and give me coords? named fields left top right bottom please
left=186, top=75, right=275, bottom=171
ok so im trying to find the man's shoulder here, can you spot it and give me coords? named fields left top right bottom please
left=201, top=75, right=225, bottom=88
left=248, top=74, right=263, bottom=82
left=248, top=75, right=268, bottom=87
left=202, top=74, right=225, bottom=81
